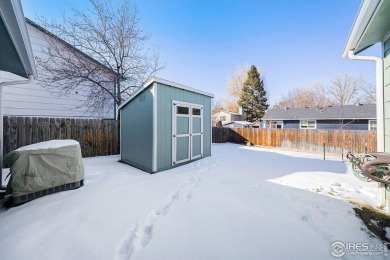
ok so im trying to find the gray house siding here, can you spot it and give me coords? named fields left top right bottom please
left=317, top=119, right=369, bottom=130
left=274, top=119, right=370, bottom=130
left=120, top=86, right=154, bottom=172
left=384, top=38, right=390, bottom=152
left=283, top=120, right=300, bottom=129
left=156, top=82, right=212, bottom=171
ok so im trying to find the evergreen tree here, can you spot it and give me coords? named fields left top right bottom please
left=238, top=65, right=269, bottom=122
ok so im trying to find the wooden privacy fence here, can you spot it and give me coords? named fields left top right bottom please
left=3, top=116, right=120, bottom=158
left=212, top=127, right=377, bottom=154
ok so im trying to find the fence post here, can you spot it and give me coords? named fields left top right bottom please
left=323, top=142, right=325, bottom=160
left=365, top=142, right=368, bottom=154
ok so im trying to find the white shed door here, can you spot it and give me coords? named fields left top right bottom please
left=172, top=101, right=203, bottom=166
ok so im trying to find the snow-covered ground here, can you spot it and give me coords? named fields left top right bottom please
left=0, top=143, right=386, bottom=259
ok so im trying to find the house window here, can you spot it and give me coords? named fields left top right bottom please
left=369, top=120, right=377, bottom=131
left=220, top=116, right=226, bottom=121
left=300, top=120, right=316, bottom=129
left=270, top=121, right=283, bottom=129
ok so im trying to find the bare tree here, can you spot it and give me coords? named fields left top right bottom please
left=35, top=0, right=163, bottom=118
left=274, top=74, right=374, bottom=108
left=360, top=82, right=376, bottom=104
left=327, top=74, right=366, bottom=106
left=224, top=65, right=249, bottom=112
left=212, top=98, right=225, bottom=126
left=275, top=82, right=328, bottom=108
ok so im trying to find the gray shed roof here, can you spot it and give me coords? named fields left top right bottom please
left=263, top=104, right=376, bottom=120
left=118, top=77, right=214, bottom=110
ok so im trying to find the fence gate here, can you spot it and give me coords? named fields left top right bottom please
left=172, top=101, right=203, bottom=166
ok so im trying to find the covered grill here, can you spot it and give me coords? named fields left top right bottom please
left=4, top=140, right=84, bottom=206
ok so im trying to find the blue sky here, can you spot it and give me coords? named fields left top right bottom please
left=21, top=0, right=379, bottom=105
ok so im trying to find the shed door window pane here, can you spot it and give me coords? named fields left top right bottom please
left=300, top=120, right=316, bottom=129
left=220, top=116, right=226, bottom=121
left=192, top=135, right=201, bottom=157
left=176, top=137, right=189, bottom=161
left=177, top=117, right=189, bottom=134
left=192, top=108, right=201, bottom=116
left=192, top=117, right=201, bottom=133
left=177, top=106, right=189, bottom=115
left=369, top=120, right=377, bottom=131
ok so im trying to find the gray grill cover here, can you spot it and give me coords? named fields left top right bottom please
left=5, top=142, right=84, bottom=197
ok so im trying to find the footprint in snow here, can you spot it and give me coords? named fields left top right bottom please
left=115, top=177, right=201, bottom=259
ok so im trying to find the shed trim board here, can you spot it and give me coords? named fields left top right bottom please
left=152, top=83, right=157, bottom=172
left=172, top=100, right=203, bottom=166
left=118, top=77, right=214, bottom=111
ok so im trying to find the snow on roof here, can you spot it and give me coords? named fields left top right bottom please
left=218, top=110, right=241, bottom=115
left=15, top=140, right=79, bottom=151
left=224, top=121, right=254, bottom=126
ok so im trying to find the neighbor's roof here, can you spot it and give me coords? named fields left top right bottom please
left=224, top=121, right=254, bottom=126
left=215, top=110, right=241, bottom=115
left=26, top=18, right=116, bottom=75
left=118, top=77, right=214, bottom=110
left=343, top=0, right=390, bottom=58
left=0, top=0, right=36, bottom=78
left=263, top=104, right=376, bottom=120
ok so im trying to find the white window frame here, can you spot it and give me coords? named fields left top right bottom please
left=300, top=120, right=316, bottom=129
left=368, top=119, right=377, bottom=131
left=270, top=120, right=283, bottom=129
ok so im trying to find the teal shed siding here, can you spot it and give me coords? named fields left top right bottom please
left=120, top=86, right=154, bottom=172
left=156, top=83, right=212, bottom=171
left=384, top=39, right=390, bottom=152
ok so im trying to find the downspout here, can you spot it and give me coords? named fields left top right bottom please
left=347, top=50, right=384, bottom=152
left=0, top=75, right=34, bottom=190
left=347, top=50, right=386, bottom=209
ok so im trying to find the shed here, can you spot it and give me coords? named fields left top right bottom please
left=118, top=77, right=214, bottom=173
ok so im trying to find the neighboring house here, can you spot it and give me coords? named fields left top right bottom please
left=223, top=121, right=254, bottom=129
left=213, top=106, right=248, bottom=125
left=0, top=18, right=115, bottom=118
left=213, top=110, right=243, bottom=126
left=263, top=104, right=377, bottom=130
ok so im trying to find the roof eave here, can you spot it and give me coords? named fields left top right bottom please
left=26, top=18, right=116, bottom=75
left=0, top=0, right=37, bottom=78
left=118, top=77, right=214, bottom=110
left=342, top=0, right=383, bottom=58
